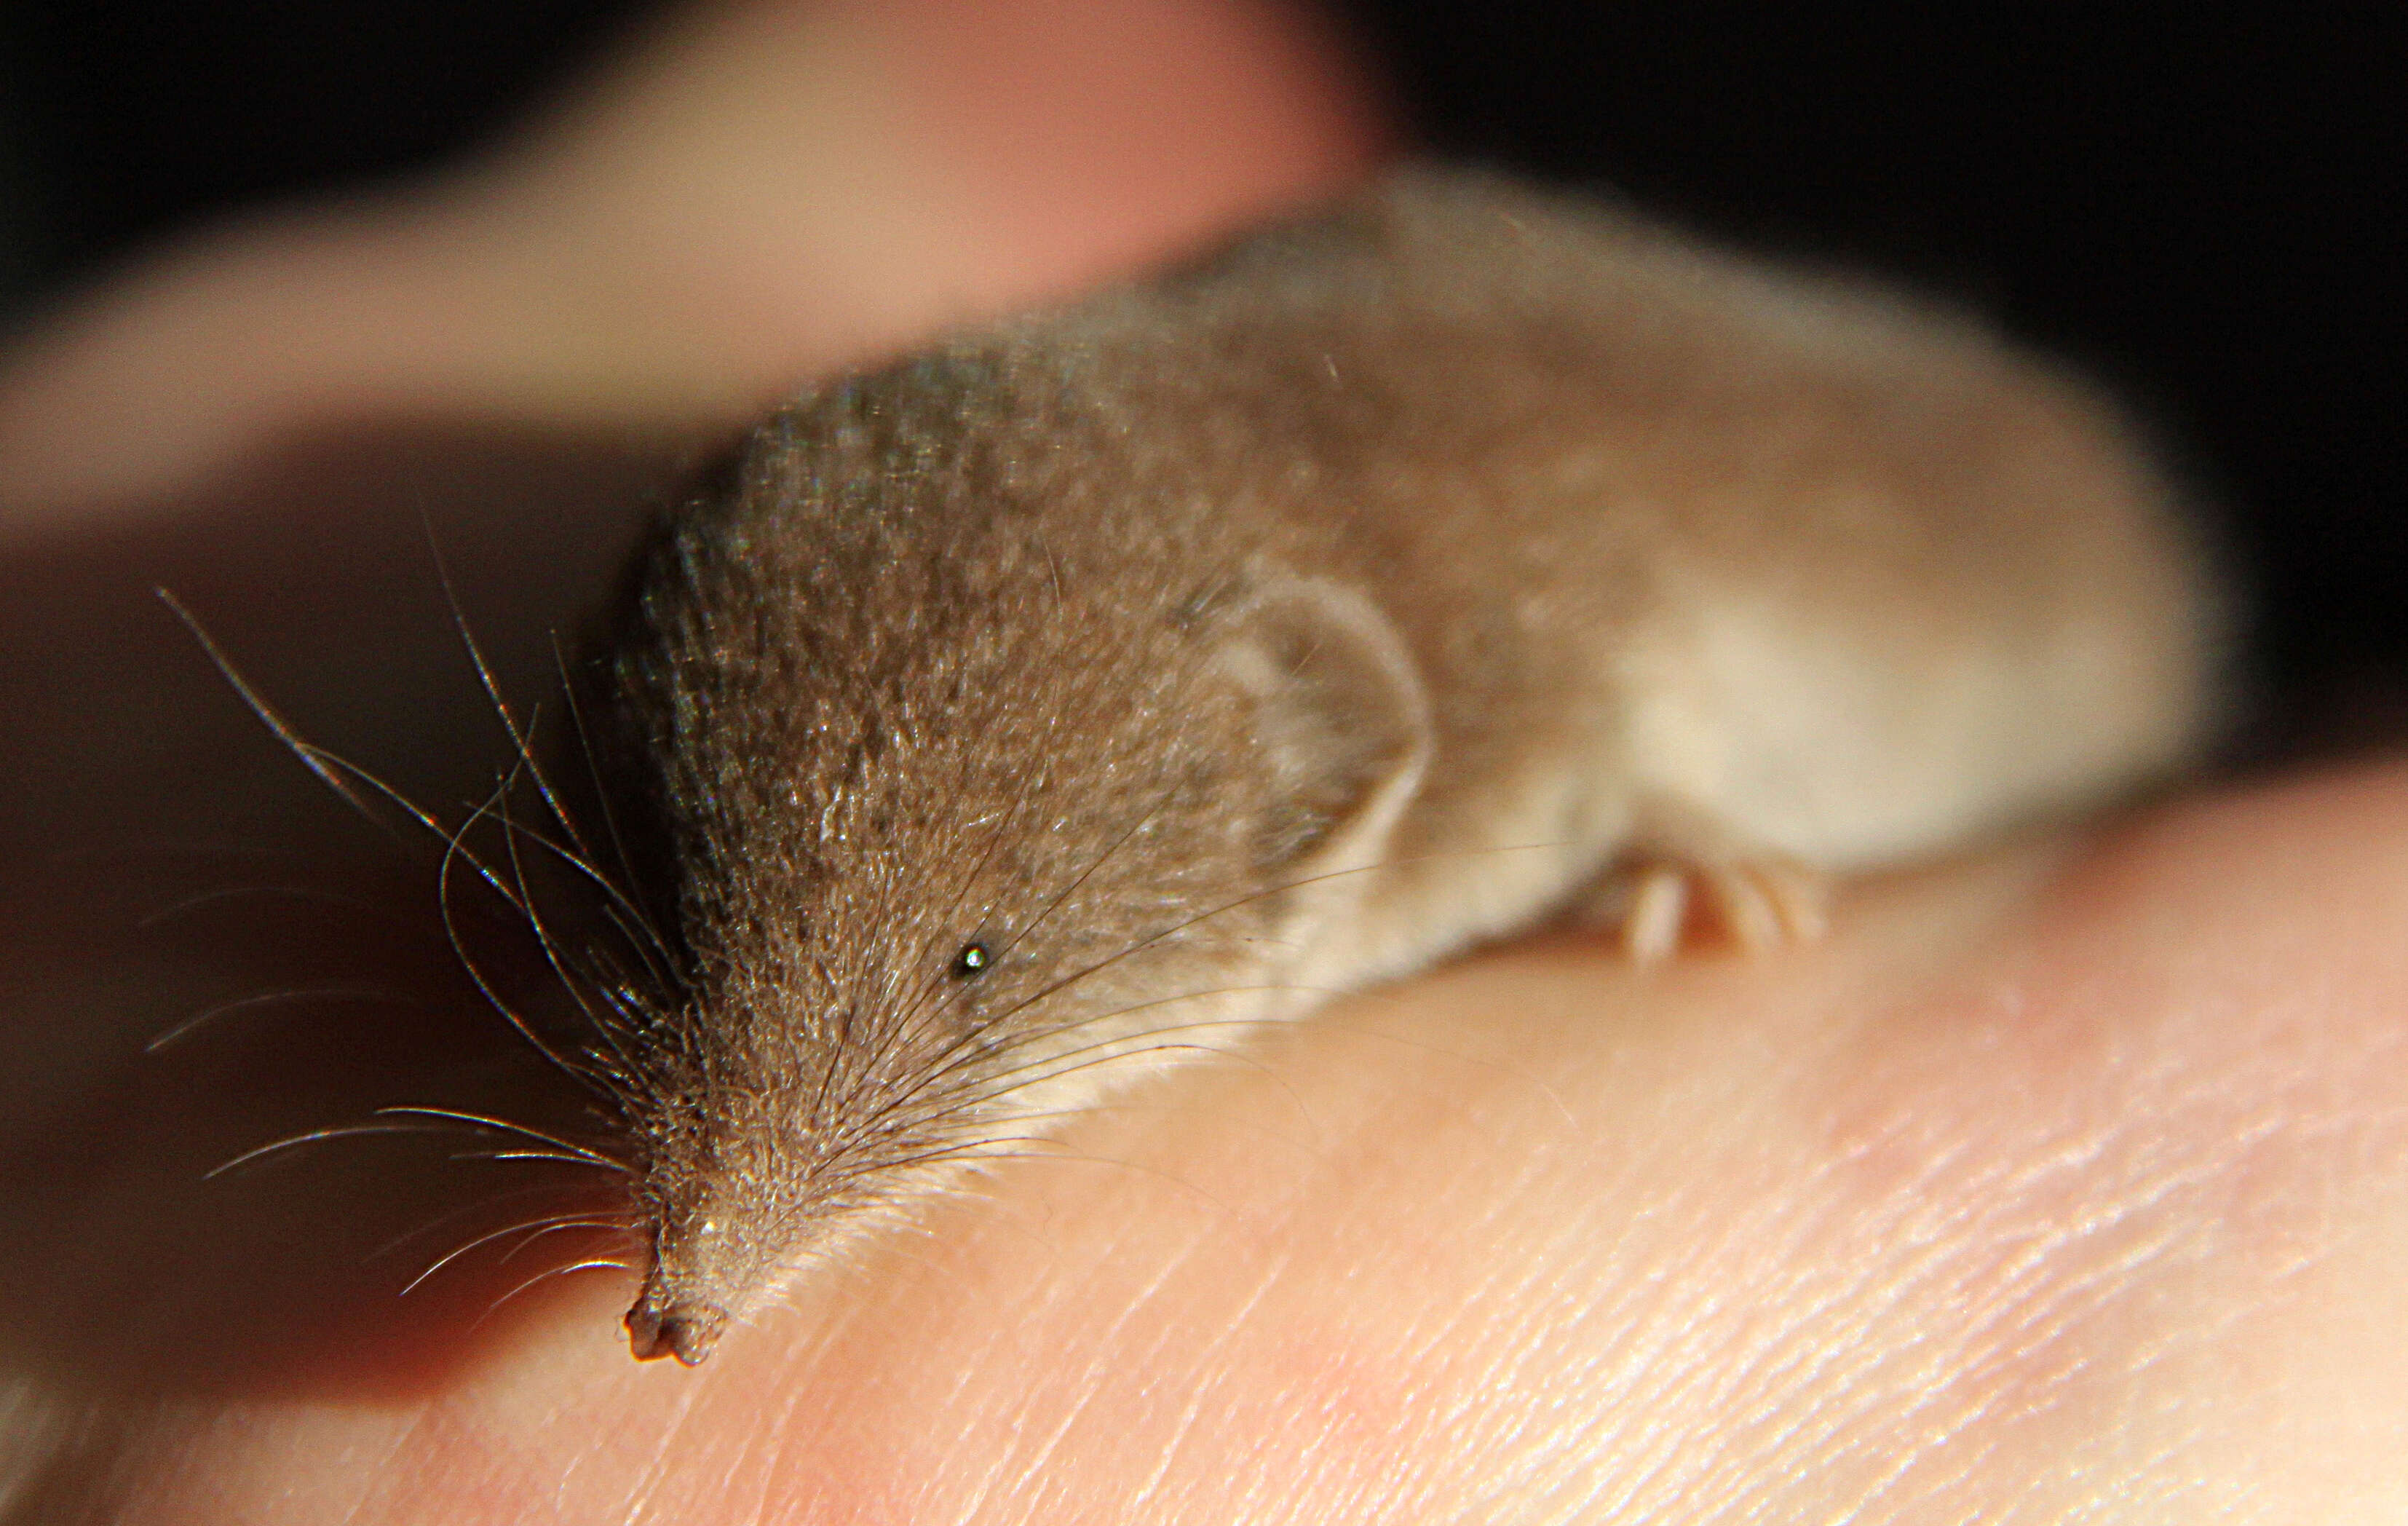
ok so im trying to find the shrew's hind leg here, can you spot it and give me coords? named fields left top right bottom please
left=1574, top=799, right=1832, bottom=962
left=1592, top=855, right=1831, bottom=962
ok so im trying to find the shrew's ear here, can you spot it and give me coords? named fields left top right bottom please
left=1215, top=574, right=1433, bottom=888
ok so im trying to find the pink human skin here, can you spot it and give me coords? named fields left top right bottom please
left=1, top=2, right=2402, bottom=1521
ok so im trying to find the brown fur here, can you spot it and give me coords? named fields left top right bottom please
left=579, top=167, right=2221, bottom=1363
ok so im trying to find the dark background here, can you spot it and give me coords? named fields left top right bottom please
left=2, top=1, right=2400, bottom=748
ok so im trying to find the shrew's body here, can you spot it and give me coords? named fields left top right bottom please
left=586, top=168, right=2219, bottom=1363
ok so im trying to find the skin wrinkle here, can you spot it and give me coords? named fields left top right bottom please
left=1504, top=1270, right=1680, bottom=1501
left=1171, top=1244, right=1406, bottom=1523
left=609, top=1372, right=712, bottom=1526
left=1116, top=1251, right=1285, bottom=1517
left=1694, top=1263, right=1924, bottom=1498
left=1797, top=1182, right=2142, bottom=1505
left=1819, top=1411, right=1994, bottom=1526
left=1200, top=1095, right=1469, bottom=1516
left=341, top=1404, right=449, bottom=1526
left=1727, top=1080, right=2088, bottom=1486
left=1440, top=1174, right=1714, bottom=1511
left=1093, top=1222, right=1271, bottom=1511
left=319, top=1409, right=496, bottom=1526
left=1760, top=1325, right=1937, bottom=1501
left=1598, top=1094, right=1860, bottom=1503
left=1031, top=1224, right=1232, bottom=1517
left=1889, top=1137, right=2324, bottom=1503
left=1851, top=1227, right=2098, bottom=1478
left=1439, top=1188, right=1647, bottom=1505
left=1482, top=828, right=2340, bottom=1524
left=1596, top=1283, right=1786, bottom=1511
left=1608, top=1233, right=1956, bottom=1518
left=1319, top=1306, right=1441, bottom=1520
left=737, top=1340, right=839, bottom=1525
left=1461, top=1335, right=1623, bottom=1522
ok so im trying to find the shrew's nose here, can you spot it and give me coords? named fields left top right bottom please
left=626, top=1296, right=729, bottom=1365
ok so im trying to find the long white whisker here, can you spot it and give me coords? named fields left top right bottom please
left=156, top=588, right=401, bottom=841
left=472, top=1257, right=633, bottom=1329
left=137, top=882, right=379, bottom=928
left=365, top=1180, right=605, bottom=1264
left=148, top=984, right=410, bottom=1053
left=399, top=1209, right=625, bottom=1297
left=205, top=1120, right=480, bottom=1179
left=375, top=1106, right=630, bottom=1171
left=488, top=791, right=678, bottom=992
left=459, top=1149, right=636, bottom=1169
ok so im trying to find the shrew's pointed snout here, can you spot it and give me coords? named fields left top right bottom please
left=629, top=1190, right=779, bottom=1364
left=626, top=1289, right=729, bottom=1365
left=625, top=1185, right=776, bottom=1365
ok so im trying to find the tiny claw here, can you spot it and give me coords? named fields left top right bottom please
left=1585, top=854, right=1831, bottom=960
left=626, top=1297, right=728, bottom=1365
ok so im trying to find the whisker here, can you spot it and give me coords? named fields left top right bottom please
left=283, top=746, right=531, bottom=917
left=967, top=1003, right=1579, bottom=1139
left=905, top=838, right=1573, bottom=1094
left=424, top=521, right=593, bottom=869
left=940, top=981, right=1339, bottom=1076
left=825, top=1132, right=1082, bottom=1181
left=399, top=1209, right=625, bottom=1297
left=452, top=1150, right=638, bottom=1169
left=853, top=984, right=1331, bottom=1143
left=150, top=614, right=574, bottom=947
left=365, top=1179, right=606, bottom=1263
left=876, top=790, right=1031, bottom=1060
left=969, top=1039, right=1264, bottom=1109
left=820, top=1131, right=1240, bottom=1221
left=375, top=1106, right=631, bottom=1171
left=989, top=778, right=1181, bottom=973
left=598, top=901, right=676, bottom=999
left=494, top=1217, right=639, bottom=1266
left=471, top=1257, right=634, bottom=1329
left=147, top=984, right=410, bottom=1053
left=435, top=773, right=615, bottom=1099
left=429, top=541, right=681, bottom=1027
left=488, top=811, right=676, bottom=1003
left=157, top=589, right=408, bottom=840
left=874, top=688, right=1101, bottom=1044
left=878, top=774, right=1187, bottom=1075
left=496, top=786, right=629, bottom=1080
left=205, top=1120, right=487, bottom=1179
left=835, top=1037, right=1247, bottom=1166
left=137, top=883, right=380, bottom=928
left=575, top=974, right=662, bottom=1091
left=551, top=630, right=678, bottom=978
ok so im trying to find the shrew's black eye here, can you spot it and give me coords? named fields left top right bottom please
left=954, top=943, right=991, bottom=978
